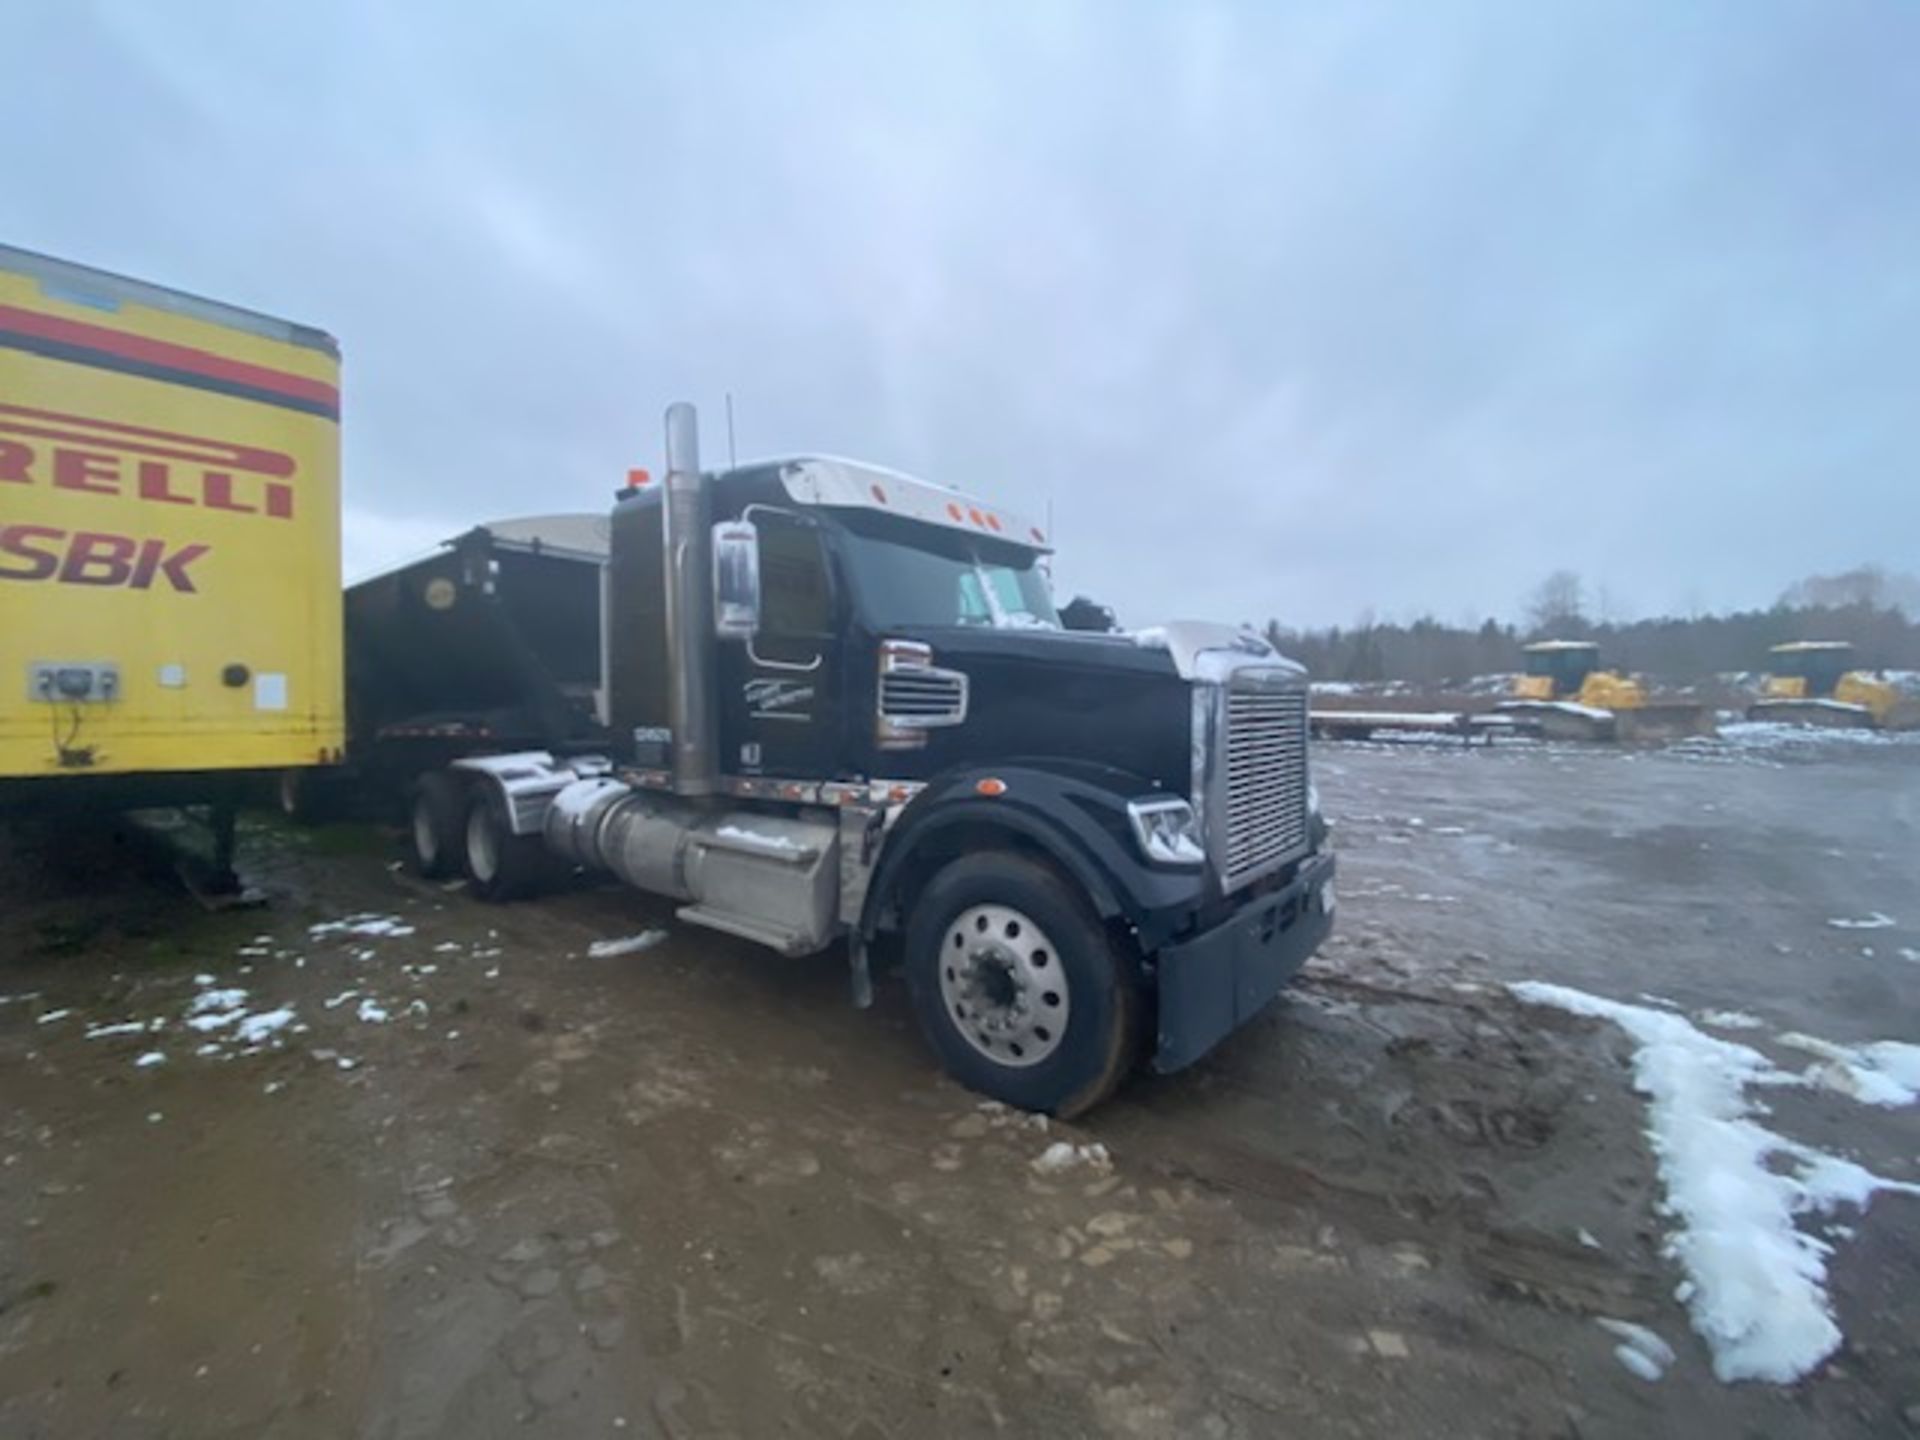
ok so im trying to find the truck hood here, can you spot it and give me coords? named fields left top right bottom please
left=879, top=622, right=1302, bottom=793
left=896, top=620, right=1301, bottom=684
left=884, top=624, right=1190, bottom=790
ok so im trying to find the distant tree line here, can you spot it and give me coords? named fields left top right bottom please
left=1256, top=566, right=1920, bottom=685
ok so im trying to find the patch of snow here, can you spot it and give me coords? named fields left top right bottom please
left=134, top=1051, right=166, bottom=1068
left=713, top=824, right=806, bottom=852
left=1697, top=1010, right=1765, bottom=1032
left=1511, top=981, right=1920, bottom=1384
left=186, top=1009, right=244, bottom=1033
left=1031, top=1141, right=1112, bottom=1175
left=587, top=931, right=668, bottom=959
left=235, top=1008, right=295, bottom=1045
left=1899, top=948, right=1920, bottom=964
left=356, top=999, right=390, bottom=1024
left=1776, top=1033, right=1920, bottom=1109
left=309, top=913, right=417, bottom=939
left=84, top=1020, right=149, bottom=1039
left=1698, top=723, right=1914, bottom=755
left=189, top=987, right=249, bottom=1014
left=35, top=1008, right=72, bottom=1025
left=1577, top=1228, right=1602, bottom=1250
left=1826, top=913, right=1895, bottom=931
left=1598, top=1318, right=1675, bottom=1381
left=322, top=990, right=360, bottom=1010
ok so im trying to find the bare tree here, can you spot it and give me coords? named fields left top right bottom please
left=1526, top=570, right=1588, bottom=637
left=1780, top=566, right=1920, bottom=617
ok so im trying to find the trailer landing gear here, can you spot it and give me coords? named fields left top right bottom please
left=177, top=791, right=262, bottom=910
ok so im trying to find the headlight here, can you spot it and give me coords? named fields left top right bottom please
left=1126, top=796, right=1206, bottom=866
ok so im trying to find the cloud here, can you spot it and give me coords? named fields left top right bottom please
left=6, top=1, right=1917, bottom=628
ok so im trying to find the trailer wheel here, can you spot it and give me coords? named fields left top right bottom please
left=463, top=785, right=544, bottom=901
left=904, top=852, right=1141, bottom=1118
left=408, top=772, right=466, bottom=879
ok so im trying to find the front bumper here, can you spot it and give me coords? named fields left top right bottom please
left=1151, top=849, right=1336, bottom=1073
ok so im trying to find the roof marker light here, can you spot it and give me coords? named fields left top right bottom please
left=870, top=483, right=889, bottom=505
left=975, top=777, right=1007, bottom=797
left=946, top=502, right=964, bottom=521
left=985, top=513, right=1002, bottom=532
left=627, top=468, right=651, bottom=489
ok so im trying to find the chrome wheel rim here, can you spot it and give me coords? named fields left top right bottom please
left=466, top=806, right=497, bottom=882
left=938, top=904, right=1069, bottom=1068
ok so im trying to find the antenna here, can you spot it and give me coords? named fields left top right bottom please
left=725, top=393, right=738, bottom=469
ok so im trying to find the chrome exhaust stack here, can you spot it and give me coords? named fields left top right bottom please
left=662, top=402, right=718, bottom=797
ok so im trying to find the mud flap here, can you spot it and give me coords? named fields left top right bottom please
left=1153, top=852, right=1335, bottom=1073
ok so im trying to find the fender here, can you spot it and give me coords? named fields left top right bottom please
left=860, top=762, right=1207, bottom=949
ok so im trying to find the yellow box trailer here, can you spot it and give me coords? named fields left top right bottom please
left=0, top=244, right=342, bottom=846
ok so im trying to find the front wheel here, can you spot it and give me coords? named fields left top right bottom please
left=903, top=852, right=1142, bottom=1117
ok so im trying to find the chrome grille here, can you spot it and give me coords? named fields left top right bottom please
left=1220, top=682, right=1310, bottom=888
left=877, top=668, right=968, bottom=727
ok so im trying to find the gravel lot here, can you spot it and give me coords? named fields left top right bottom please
left=2, top=726, right=1917, bottom=1438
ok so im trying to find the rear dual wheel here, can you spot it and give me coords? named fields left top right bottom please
left=408, top=772, right=465, bottom=878
left=461, top=785, right=547, bottom=901
left=904, top=852, right=1142, bottom=1117
left=407, top=771, right=544, bottom=900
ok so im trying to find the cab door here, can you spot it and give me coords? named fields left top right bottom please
left=716, top=511, right=843, bottom=780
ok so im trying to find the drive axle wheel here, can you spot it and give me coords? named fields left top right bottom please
left=463, top=785, right=545, bottom=901
left=905, top=852, right=1140, bottom=1117
left=407, top=771, right=465, bottom=879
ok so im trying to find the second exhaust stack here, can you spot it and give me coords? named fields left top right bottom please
left=662, top=402, right=718, bottom=797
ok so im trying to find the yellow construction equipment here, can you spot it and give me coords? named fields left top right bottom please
left=1498, top=640, right=1715, bottom=742
left=1748, top=642, right=1899, bottom=729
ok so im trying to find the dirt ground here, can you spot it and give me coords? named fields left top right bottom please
left=3, top=728, right=1917, bottom=1439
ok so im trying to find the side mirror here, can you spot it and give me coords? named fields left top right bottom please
left=712, top=519, right=760, bottom=639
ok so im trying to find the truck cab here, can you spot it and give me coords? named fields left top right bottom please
left=437, top=405, right=1335, bottom=1115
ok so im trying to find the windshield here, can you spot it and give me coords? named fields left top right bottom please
left=834, top=512, right=1058, bottom=629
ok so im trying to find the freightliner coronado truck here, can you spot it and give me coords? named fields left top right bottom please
left=401, top=404, right=1334, bottom=1115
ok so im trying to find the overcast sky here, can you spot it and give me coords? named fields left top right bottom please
left=7, top=2, right=1916, bottom=628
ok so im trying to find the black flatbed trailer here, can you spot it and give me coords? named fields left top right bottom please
left=281, top=517, right=609, bottom=819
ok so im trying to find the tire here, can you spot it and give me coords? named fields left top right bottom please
left=462, top=785, right=545, bottom=901
left=904, top=851, right=1142, bottom=1117
left=407, top=771, right=466, bottom=879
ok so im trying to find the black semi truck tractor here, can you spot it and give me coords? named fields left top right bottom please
left=399, top=403, right=1335, bottom=1115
